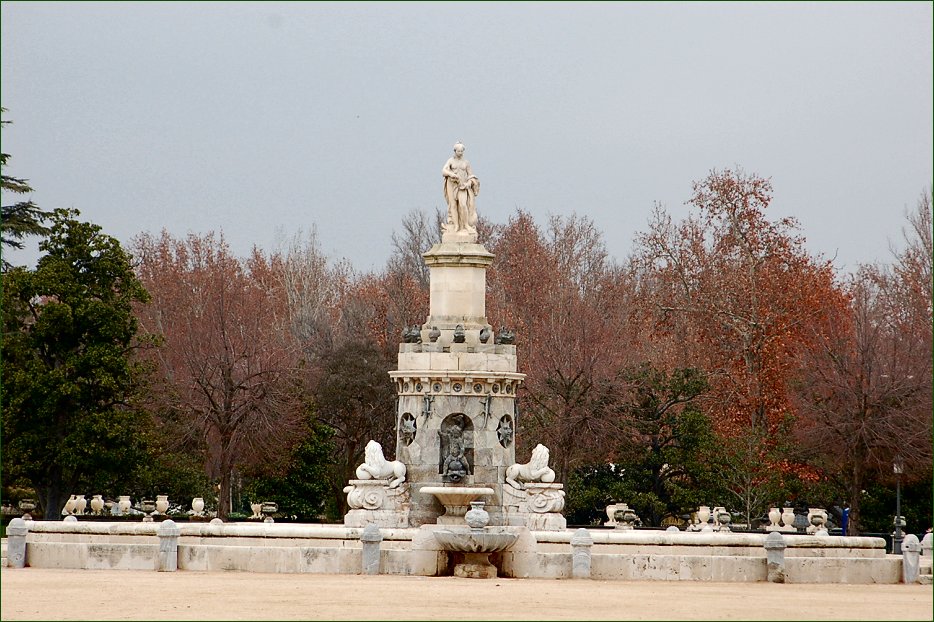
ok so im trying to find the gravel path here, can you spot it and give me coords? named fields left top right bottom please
left=2, top=568, right=930, bottom=620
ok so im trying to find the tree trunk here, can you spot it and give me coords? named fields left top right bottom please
left=218, top=469, right=232, bottom=519
left=847, top=462, right=862, bottom=535
left=42, top=467, right=64, bottom=520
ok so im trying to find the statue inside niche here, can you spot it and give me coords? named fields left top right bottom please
left=399, top=413, right=417, bottom=446
left=439, top=413, right=473, bottom=482
left=441, top=431, right=468, bottom=482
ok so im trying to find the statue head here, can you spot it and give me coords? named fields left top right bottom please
left=364, top=440, right=387, bottom=467
left=453, top=142, right=465, bottom=157
left=530, top=444, right=550, bottom=470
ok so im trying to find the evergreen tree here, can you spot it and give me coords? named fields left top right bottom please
left=1, top=110, right=50, bottom=264
left=1, top=209, right=151, bottom=518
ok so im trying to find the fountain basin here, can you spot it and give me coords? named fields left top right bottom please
left=433, top=528, right=519, bottom=553
left=433, top=527, right=519, bottom=579
left=419, top=486, right=494, bottom=524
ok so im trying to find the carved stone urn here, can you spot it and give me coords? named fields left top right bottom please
left=90, top=494, right=105, bottom=515
left=465, top=501, right=490, bottom=530
left=74, top=495, right=87, bottom=515
left=117, top=496, right=132, bottom=515
left=141, top=499, right=156, bottom=522
left=768, top=507, right=781, bottom=528
left=18, top=499, right=36, bottom=520
left=261, top=501, right=278, bottom=523
left=717, top=508, right=732, bottom=531
left=697, top=505, right=711, bottom=526
left=191, top=497, right=205, bottom=517
left=155, top=495, right=169, bottom=515
left=613, top=504, right=639, bottom=530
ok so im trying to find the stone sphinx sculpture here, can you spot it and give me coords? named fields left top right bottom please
left=355, top=440, right=407, bottom=488
left=505, top=444, right=556, bottom=490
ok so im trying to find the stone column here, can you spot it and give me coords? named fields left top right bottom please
left=902, top=534, right=921, bottom=584
left=6, top=517, right=28, bottom=569
left=921, top=532, right=932, bottom=558
left=360, top=523, right=383, bottom=575
left=570, top=528, right=594, bottom=579
left=763, top=531, right=787, bottom=583
left=157, top=519, right=181, bottom=572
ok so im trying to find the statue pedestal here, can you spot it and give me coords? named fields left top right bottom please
left=342, top=481, right=410, bottom=528
left=502, top=483, right=567, bottom=531
left=421, top=242, right=494, bottom=338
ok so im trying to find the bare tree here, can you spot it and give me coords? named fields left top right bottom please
left=794, top=269, right=932, bottom=533
left=277, top=227, right=351, bottom=358
left=134, top=231, right=305, bottom=518
left=388, top=208, right=443, bottom=289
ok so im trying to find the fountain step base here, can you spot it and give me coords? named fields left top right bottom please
left=454, top=562, right=498, bottom=579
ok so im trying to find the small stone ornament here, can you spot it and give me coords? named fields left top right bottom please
left=453, top=324, right=466, bottom=343
left=465, top=501, right=490, bottom=530
left=495, top=327, right=515, bottom=345
left=261, top=501, right=278, bottom=523
left=479, top=326, right=491, bottom=343
left=402, top=325, right=422, bottom=343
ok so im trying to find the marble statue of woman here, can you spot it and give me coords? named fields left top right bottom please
left=442, top=142, right=480, bottom=240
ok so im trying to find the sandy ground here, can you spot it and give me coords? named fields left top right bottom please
left=1, top=569, right=931, bottom=621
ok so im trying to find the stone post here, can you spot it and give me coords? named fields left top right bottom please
left=763, top=531, right=787, bottom=583
left=901, top=534, right=921, bottom=584
left=157, top=519, right=181, bottom=572
left=920, top=532, right=932, bottom=558
left=360, top=523, right=383, bottom=575
left=570, top=528, right=594, bottom=579
left=6, top=517, right=28, bottom=569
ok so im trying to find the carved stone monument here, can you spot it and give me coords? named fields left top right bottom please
left=344, top=144, right=570, bottom=531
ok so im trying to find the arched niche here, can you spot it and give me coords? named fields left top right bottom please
left=438, top=413, right=474, bottom=482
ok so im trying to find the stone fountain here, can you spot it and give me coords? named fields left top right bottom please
left=343, top=142, right=566, bottom=534
left=433, top=501, right=519, bottom=578
left=418, top=486, right=494, bottom=525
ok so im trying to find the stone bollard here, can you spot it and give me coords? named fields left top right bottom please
left=665, top=525, right=680, bottom=533
left=570, top=528, right=594, bottom=579
left=6, top=517, right=29, bottom=569
left=63, top=515, right=78, bottom=522
left=902, top=534, right=921, bottom=584
left=921, top=532, right=932, bottom=558
left=360, top=523, right=383, bottom=575
left=763, top=531, right=787, bottom=583
left=157, top=519, right=181, bottom=572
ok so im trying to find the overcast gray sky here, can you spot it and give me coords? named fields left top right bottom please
left=2, top=2, right=931, bottom=273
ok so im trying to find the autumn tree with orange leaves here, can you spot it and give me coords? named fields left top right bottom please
left=634, top=169, right=849, bottom=434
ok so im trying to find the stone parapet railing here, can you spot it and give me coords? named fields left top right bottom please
left=22, top=520, right=416, bottom=541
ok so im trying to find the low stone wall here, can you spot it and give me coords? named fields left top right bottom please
left=9, top=519, right=903, bottom=583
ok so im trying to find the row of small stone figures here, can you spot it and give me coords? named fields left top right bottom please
left=605, top=504, right=829, bottom=533
left=764, top=506, right=829, bottom=534
left=689, top=506, right=734, bottom=532
left=62, top=495, right=207, bottom=519
left=402, top=325, right=516, bottom=344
